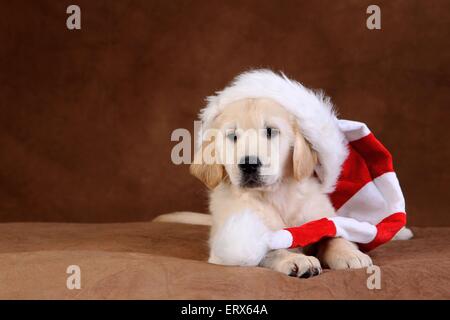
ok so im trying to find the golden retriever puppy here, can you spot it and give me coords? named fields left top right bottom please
left=156, top=70, right=413, bottom=277
left=189, top=98, right=372, bottom=278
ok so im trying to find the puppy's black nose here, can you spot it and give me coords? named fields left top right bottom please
left=239, top=156, right=262, bottom=174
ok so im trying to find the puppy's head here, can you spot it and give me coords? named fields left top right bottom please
left=190, top=98, right=317, bottom=190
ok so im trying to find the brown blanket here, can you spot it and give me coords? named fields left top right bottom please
left=0, top=222, right=448, bottom=299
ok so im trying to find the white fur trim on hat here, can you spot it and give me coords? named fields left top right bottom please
left=198, top=69, right=348, bottom=193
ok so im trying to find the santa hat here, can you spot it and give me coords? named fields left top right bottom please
left=200, top=70, right=407, bottom=256
left=268, top=120, right=407, bottom=252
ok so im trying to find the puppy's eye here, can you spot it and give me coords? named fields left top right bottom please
left=266, top=127, right=278, bottom=139
left=227, top=132, right=238, bottom=142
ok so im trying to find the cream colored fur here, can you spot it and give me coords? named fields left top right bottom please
left=157, top=98, right=376, bottom=278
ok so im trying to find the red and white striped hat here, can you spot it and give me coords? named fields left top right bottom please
left=200, top=70, right=407, bottom=251
left=269, top=120, right=407, bottom=251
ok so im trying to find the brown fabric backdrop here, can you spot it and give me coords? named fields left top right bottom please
left=0, top=0, right=449, bottom=225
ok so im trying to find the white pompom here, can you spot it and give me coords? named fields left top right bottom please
left=209, top=210, right=272, bottom=266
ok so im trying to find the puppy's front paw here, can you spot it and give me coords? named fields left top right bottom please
left=276, top=254, right=322, bottom=278
left=324, top=249, right=373, bottom=270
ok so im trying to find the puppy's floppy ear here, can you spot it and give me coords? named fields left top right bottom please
left=190, top=140, right=224, bottom=189
left=292, top=126, right=318, bottom=181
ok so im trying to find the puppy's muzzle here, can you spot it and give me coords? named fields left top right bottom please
left=239, top=156, right=262, bottom=188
